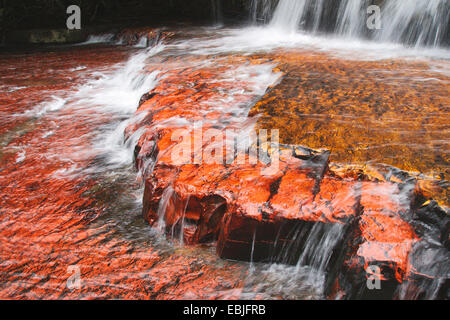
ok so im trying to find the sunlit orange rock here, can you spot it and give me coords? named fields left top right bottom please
left=127, top=48, right=449, bottom=300
left=251, top=50, right=450, bottom=200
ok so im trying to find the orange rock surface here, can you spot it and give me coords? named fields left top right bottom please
left=129, top=49, right=449, bottom=298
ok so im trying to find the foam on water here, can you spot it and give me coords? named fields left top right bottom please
left=13, top=45, right=163, bottom=180
left=72, top=45, right=163, bottom=115
left=176, top=27, right=450, bottom=62
left=15, top=35, right=280, bottom=178
left=18, top=96, right=67, bottom=118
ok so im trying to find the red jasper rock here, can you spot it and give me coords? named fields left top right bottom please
left=329, top=181, right=420, bottom=299
left=126, top=53, right=448, bottom=300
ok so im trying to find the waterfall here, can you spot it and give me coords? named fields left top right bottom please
left=269, top=0, right=309, bottom=32
left=211, top=0, right=223, bottom=26
left=376, top=0, right=449, bottom=47
left=250, top=0, right=276, bottom=24
left=336, top=0, right=370, bottom=37
left=267, top=0, right=449, bottom=47
left=311, top=0, right=326, bottom=32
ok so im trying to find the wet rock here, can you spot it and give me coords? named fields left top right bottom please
left=329, top=181, right=418, bottom=299
left=418, top=202, right=450, bottom=247
left=139, top=92, right=159, bottom=107
left=115, top=28, right=175, bottom=47
left=399, top=241, right=449, bottom=300
left=251, top=51, right=450, bottom=197
left=126, top=52, right=449, bottom=300
left=399, top=201, right=450, bottom=299
left=6, top=29, right=87, bottom=44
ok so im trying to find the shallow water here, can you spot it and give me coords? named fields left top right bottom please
left=0, top=26, right=448, bottom=299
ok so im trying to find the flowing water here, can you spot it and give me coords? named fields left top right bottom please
left=270, top=0, right=449, bottom=47
left=0, top=33, right=325, bottom=300
left=0, top=0, right=449, bottom=299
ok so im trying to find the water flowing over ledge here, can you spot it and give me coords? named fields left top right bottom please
left=0, top=1, right=449, bottom=299
left=117, top=26, right=449, bottom=299
left=252, top=0, right=449, bottom=47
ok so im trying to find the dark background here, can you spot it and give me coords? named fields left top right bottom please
left=0, top=0, right=252, bottom=34
left=1, top=1, right=448, bottom=46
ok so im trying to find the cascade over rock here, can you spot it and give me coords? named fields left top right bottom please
left=262, top=0, right=449, bottom=47
left=124, top=35, right=449, bottom=299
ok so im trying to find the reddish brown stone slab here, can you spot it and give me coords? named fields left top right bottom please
left=125, top=51, right=448, bottom=299
left=329, top=181, right=419, bottom=299
left=270, top=168, right=316, bottom=220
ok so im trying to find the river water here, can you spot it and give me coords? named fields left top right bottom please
left=0, top=30, right=326, bottom=299
left=0, top=5, right=449, bottom=299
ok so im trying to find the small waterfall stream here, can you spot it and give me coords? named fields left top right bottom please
left=211, top=0, right=223, bottom=26
left=270, top=0, right=309, bottom=32
left=336, top=0, right=370, bottom=37
left=376, top=0, right=449, bottom=46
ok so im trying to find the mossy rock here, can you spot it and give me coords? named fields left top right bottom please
left=6, top=28, right=87, bottom=44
